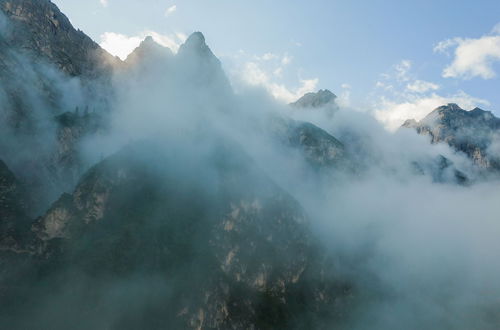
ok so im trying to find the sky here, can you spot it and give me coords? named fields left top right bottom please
left=52, top=0, right=500, bottom=130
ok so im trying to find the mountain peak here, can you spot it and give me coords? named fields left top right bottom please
left=402, top=104, right=500, bottom=170
left=143, top=35, right=155, bottom=44
left=125, top=35, right=173, bottom=64
left=0, top=0, right=118, bottom=76
left=185, top=31, right=206, bottom=46
left=290, top=89, right=338, bottom=109
left=177, top=31, right=217, bottom=61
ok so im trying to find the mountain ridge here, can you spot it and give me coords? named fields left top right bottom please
left=402, top=103, right=500, bottom=171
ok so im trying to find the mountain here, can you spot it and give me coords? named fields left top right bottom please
left=4, top=0, right=497, bottom=328
left=0, top=0, right=118, bottom=77
left=4, top=139, right=352, bottom=329
left=272, top=118, right=347, bottom=169
left=0, top=159, right=31, bottom=251
left=0, top=2, right=355, bottom=329
left=0, top=0, right=120, bottom=212
left=124, top=36, right=173, bottom=70
left=402, top=103, right=500, bottom=171
left=290, top=89, right=338, bottom=114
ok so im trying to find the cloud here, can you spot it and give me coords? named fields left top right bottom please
left=165, top=5, right=177, bottom=17
left=254, top=53, right=279, bottom=61
left=337, top=83, right=352, bottom=107
left=435, top=24, right=500, bottom=79
left=226, top=50, right=317, bottom=103
left=99, top=31, right=186, bottom=60
left=373, top=60, right=488, bottom=131
left=240, top=61, right=318, bottom=103
left=493, top=23, right=500, bottom=34
left=99, top=0, right=108, bottom=7
left=395, top=59, right=412, bottom=81
left=406, top=80, right=440, bottom=93
left=281, top=53, right=292, bottom=66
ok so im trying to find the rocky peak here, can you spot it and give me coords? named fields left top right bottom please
left=174, top=31, right=232, bottom=92
left=179, top=32, right=208, bottom=52
left=291, top=89, right=337, bottom=109
left=125, top=35, right=173, bottom=66
left=0, top=0, right=118, bottom=77
left=407, top=104, right=500, bottom=130
left=402, top=104, right=500, bottom=171
left=177, top=31, right=219, bottom=63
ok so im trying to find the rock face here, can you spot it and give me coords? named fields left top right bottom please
left=0, top=0, right=117, bottom=77
left=50, top=109, right=106, bottom=189
left=269, top=115, right=347, bottom=170
left=411, top=155, right=469, bottom=185
left=176, top=31, right=232, bottom=92
left=290, top=89, right=338, bottom=113
left=402, top=104, right=500, bottom=171
left=288, top=121, right=346, bottom=169
left=2, top=140, right=352, bottom=329
left=0, top=0, right=118, bottom=212
left=0, top=159, right=31, bottom=251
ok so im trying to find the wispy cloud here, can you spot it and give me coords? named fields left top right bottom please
left=165, top=5, right=177, bottom=17
left=406, top=80, right=440, bottom=93
left=227, top=50, right=316, bottom=103
left=240, top=61, right=318, bottom=103
left=99, top=0, right=108, bottom=8
left=373, top=60, right=488, bottom=131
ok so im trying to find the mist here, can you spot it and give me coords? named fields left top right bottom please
left=2, top=3, right=500, bottom=328
left=76, top=34, right=500, bottom=329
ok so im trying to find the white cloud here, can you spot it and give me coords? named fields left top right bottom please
left=273, top=67, right=283, bottom=77
left=372, top=59, right=489, bottom=131
left=99, top=0, right=108, bottom=7
left=493, top=23, right=500, bottom=35
left=338, top=83, right=352, bottom=107
left=435, top=24, right=500, bottom=79
left=240, top=61, right=318, bottom=103
left=100, top=32, right=142, bottom=60
left=255, top=53, right=279, bottom=61
left=374, top=91, right=489, bottom=131
left=281, top=53, right=292, bottom=66
left=225, top=50, right=314, bottom=103
left=406, top=80, right=440, bottom=93
left=395, top=60, right=412, bottom=81
left=165, top=5, right=177, bottom=17
left=100, top=31, right=186, bottom=60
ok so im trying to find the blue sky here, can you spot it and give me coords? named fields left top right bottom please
left=52, top=0, right=500, bottom=129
